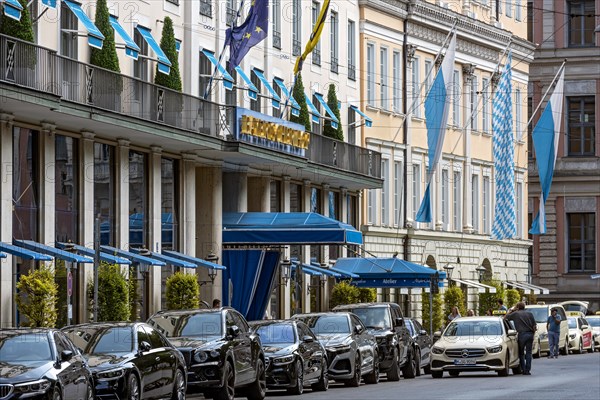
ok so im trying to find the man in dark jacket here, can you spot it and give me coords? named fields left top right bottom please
left=505, top=302, right=537, bottom=375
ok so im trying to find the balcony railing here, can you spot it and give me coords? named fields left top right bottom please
left=330, top=56, right=339, bottom=74
left=0, top=34, right=381, bottom=179
left=348, top=64, right=356, bottom=81
left=273, top=31, right=282, bottom=49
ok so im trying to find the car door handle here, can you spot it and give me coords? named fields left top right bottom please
left=170, top=354, right=175, bottom=359
left=155, top=356, right=160, bottom=362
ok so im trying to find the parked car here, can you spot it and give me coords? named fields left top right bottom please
left=292, top=312, right=379, bottom=386
left=585, top=315, right=600, bottom=351
left=567, top=315, right=595, bottom=353
left=332, top=302, right=415, bottom=380
left=430, top=317, right=521, bottom=378
left=405, top=318, right=433, bottom=375
left=62, top=322, right=187, bottom=400
left=525, top=303, right=569, bottom=356
left=147, top=308, right=266, bottom=400
left=249, top=320, right=328, bottom=394
left=560, top=300, right=589, bottom=316
left=0, top=328, right=94, bottom=400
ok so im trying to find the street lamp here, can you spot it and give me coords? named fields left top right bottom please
left=63, top=241, right=76, bottom=326
left=280, top=258, right=291, bottom=286
left=443, top=263, right=455, bottom=282
left=200, top=252, right=219, bottom=285
left=137, top=248, right=152, bottom=320
left=476, top=265, right=487, bottom=283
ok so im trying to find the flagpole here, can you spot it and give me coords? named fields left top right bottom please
left=203, top=0, right=247, bottom=100
left=390, top=20, right=458, bottom=142
left=517, top=59, right=567, bottom=142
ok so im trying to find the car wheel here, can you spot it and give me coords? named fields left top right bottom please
left=364, top=352, right=379, bottom=384
left=311, top=360, right=329, bottom=392
left=576, top=339, right=583, bottom=354
left=414, top=350, right=422, bottom=377
left=386, top=348, right=401, bottom=381
left=497, top=353, right=509, bottom=377
left=52, top=387, right=62, bottom=400
left=532, top=340, right=541, bottom=359
left=246, top=359, right=266, bottom=400
left=588, top=341, right=595, bottom=353
left=448, top=371, right=460, bottom=377
left=215, top=362, right=235, bottom=400
left=431, top=370, right=443, bottom=379
left=127, top=374, right=140, bottom=400
left=402, top=350, right=416, bottom=379
left=423, top=363, right=431, bottom=375
left=172, top=368, right=186, bottom=400
left=287, top=359, right=304, bottom=395
left=346, top=353, right=361, bottom=387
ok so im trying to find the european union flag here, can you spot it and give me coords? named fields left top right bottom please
left=226, top=0, right=268, bottom=71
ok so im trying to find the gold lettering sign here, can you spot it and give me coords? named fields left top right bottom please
left=240, top=115, right=310, bottom=149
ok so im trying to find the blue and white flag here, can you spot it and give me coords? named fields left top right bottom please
left=530, top=68, right=565, bottom=235
left=491, top=52, right=516, bottom=240
left=416, top=33, right=456, bottom=223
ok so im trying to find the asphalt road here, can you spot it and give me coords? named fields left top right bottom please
left=191, top=351, right=600, bottom=400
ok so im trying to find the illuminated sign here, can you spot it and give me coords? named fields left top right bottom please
left=235, top=108, right=309, bottom=157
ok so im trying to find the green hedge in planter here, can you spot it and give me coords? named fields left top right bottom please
left=88, top=263, right=129, bottom=322
left=90, top=0, right=120, bottom=72
left=478, top=280, right=505, bottom=316
left=329, top=281, right=359, bottom=308
left=323, top=84, right=344, bottom=141
left=444, top=285, right=466, bottom=317
left=166, top=272, right=200, bottom=310
left=505, top=288, right=521, bottom=308
left=154, top=17, right=182, bottom=91
left=422, top=290, right=444, bottom=333
left=16, top=264, right=58, bottom=328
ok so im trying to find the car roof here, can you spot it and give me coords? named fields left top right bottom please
left=526, top=303, right=564, bottom=309
left=450, top=316, right=504, bottom=323
left=62, top=322, right=142, bottom=330
left=150, top=307, right=234, bottom=318
left=0, top=328, right=55, bottom=335
left=249, top=319, right=296, bottom=327
left=333, top=302, right=394, bottom=310
left=293, top=312, right=352, bottom=318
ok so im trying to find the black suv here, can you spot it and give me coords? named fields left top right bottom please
left=148, top=308, right=266, bottom=400
left=333, top=302, right=416, bottom=380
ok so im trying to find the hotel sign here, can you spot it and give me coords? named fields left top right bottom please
left=235, top=108, right=309, bottom=157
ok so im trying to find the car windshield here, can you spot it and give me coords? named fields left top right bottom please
left=567, top=318, right=577, bottom=329
left=350, top=307, right=391, bottom=329
left=256, top=324, right=296, bottom=345
left=527, top=307, right=549, bottom=323
left=149, top=313, right=222, bottom=338
left=305, top=315, right=350, bottom=335
left=0, top=332, right=52, bottom=362
left=443, top=320, right=503, bottom=338
left=586, top=318, right=600, bottom=327
left=64, top=326, right=134, bottom=354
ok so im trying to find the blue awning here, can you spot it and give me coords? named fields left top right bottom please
left=162, top=250, right=227, bottom=270
left=63, top=0, right=105, bottom=49
left=0, top=242, right=53, bottom=261
left=2, top=0, right=22, bottom=20
left=100, top=245, right=166, bottom=266
left=314, top=92, right=339, bottom=129
left=129, top=248, right=195, bottom=268
left=235, top=66, right=258, bottom=100
left=273, top=78, right=300, bottom=117
left=334, top=258, right=446, bottom=288
left=14, top=240, right=93, bottom=263
left=329, top=266, right=359, bottom=278
left=350, top=105, right=373, bottom=128
left=41, top=0, right=56, bottom=8
left=305, top=94, right=321, bottom=124
left=292, top=262, right=321, bottom=276
left=56, top=243, right=132, bottom=265
left=135, top=25, right=171, bottom=75
left=0, top=252, right=5, bottom=258
left=305, top=262, right=342, bottom=278
left=109, top=15, right=140, bottom=59
left=223, top=212, right=363, bottom=245
left=201, top=49, right=234, bottom=90
left=252, top=69, right=281, bottom=108
left=175, top=39, right=181, bottom=52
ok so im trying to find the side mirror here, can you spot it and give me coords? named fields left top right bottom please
left=433, top=331, right=442, bottom=340
left=507, top=329, right=518, bottom=337
left=139, top=341, right=152, bottom=353
left=419, top=330, right=427, bottom=336
left=302, top=335, right=314, bottom=343
left=354, top=325, right=364, bottom=334
left=581, top=325, right=589, bottom=330
left=395, top=317, right=404, bottom=327
left=228, top=325, right=240, bottom=338
left=60, top=350, right=73, bottom=363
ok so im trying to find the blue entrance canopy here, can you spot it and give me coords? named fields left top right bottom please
left=273, top=78, right=300, bottom=117
left=252, top=69, right=281, bottom=108
left=334, top=257, right=446, bottom=288
left=314, top=92, right=339, bottom=129
left=235, top=66, right=258, bottom=100
left=14, top=240, right=93, bottom=263
left=202, top=49, right=234, bottom=90
left=223, top=212, right=363, bottom=245
left=101, top=246, right=166, bottom=266
left=0, top=252, right=5, bottom=258
left=41, top=0, right=57, bottom=8
left=57, top=242, right=131, bottom=265
left=129, top=248, right=195, bottom=268
left=2, top=0, right=23, bottom=20
left=329, top=266, right=359, bottom=279
left=109, top=15, right=140, bottom=59
left=135, top=25, right=171, bottom=75
left=162, top=250, right=227, bottom=270
left=0, top=242, right=53, bottom=261
left=305, top=94, right=321, bottom=123
left=63, top=0, right=105, bottom=49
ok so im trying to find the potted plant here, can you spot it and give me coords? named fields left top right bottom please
left=88, top=263, right=129, bottom=322
left=16, top=264, right=58, bottom=328
left=166, top=271, right=200, bottom=310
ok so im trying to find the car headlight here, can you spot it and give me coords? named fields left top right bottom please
left=431, top=346, right=444, bottom=355
left=96, top=368, right=126, bottom=381
left=329, top=344, right=352, bottom=353
left=487, top=345, right=503, bottom=354
left=539, top=333, right=548, bottom=340
left=13, top=379, right=52, bottom=397
left=193, top=349, right=220, bottom=363
left=272, top=355, right=295, bottom=365
left=569, top=334, right=576, bottom=339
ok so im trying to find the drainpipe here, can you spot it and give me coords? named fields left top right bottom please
left=402, top=14, right=410, bottom=263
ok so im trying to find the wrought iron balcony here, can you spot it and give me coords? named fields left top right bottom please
left=306, top=134, right=381, bottom=178
left=330, top=56, right=339, bottom=74
left=292, top=39, right=302, bottom=56
left=348, top=64, right=356, bottom=81
left=312, top=49, right=321, bottom=66
left=273, top=31, right=282, bottom=49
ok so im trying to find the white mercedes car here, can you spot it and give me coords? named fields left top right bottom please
left=430, top=317, right=521, bottom=378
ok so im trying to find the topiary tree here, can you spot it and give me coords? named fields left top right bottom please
left=154, top=16, right=182, bottom=91
left=90, top=0, right=120, bottom=72
left=357, top=287, right=377, bottom=303
left=0, top=0, right=34, bottom=42
left=88, top=263, right=129, bottom=322
left=16, top=264, right=58, bottom=328
left=444, top=285, right=466, bottom=318
left=289, top=74, right=311, bottom=132
left=422, top=290, right=444, bottom=333
left=505, top=288, right=521, bottom=309
left=323, top=84, right=344, bottom=141
left=329, top=281, right=359, bottom=308
left=478, top=280, right=506, bottom=316
left=166, top=272, right=200, bottom=310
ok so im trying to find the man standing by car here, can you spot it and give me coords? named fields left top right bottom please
left=505, top=302, right=537, bottom=375
left=546, top=308, right=561, bottom=358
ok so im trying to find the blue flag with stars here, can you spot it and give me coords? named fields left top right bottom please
left=226, top=0, right=268, bottom=71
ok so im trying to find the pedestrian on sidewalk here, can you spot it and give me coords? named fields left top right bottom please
left=546, top=308, right=561, bottom=358
left=505, top=302, right=537, bottom=375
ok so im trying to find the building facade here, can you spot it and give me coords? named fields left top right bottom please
left=528, top=0, right=600, bottom=310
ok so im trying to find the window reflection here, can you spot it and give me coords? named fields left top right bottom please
left=94, top=143, right=115, bottom=246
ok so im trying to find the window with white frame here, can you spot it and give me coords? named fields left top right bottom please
left=516, top=0, right=522, bottom=21
left=424, top=60, right=433, bottom=93
left=471, top=77, right=478, bottom=131
left=412, top=58, right=420, bottom=117
left=367, top=43, right=375, bottom=106
left=380, top=47, right=388, bottom=110
left=441, top=169, right=449, bottom=229
left=330, top=11, right=338, bottom=73
left=272, top=0, right=281, bottom=49
left=226, top=0, right=237, bottom=26
left=483, top=176, right=490, bottom=234
left=452, top=69, right=460, bottom=126
left=368, top=188, right=377, bottom=224
left=516, top=182, right=523, bottom=238
left=515, top=88, right=522, bottom=140
left=348, top=20, right=356, bottom=81
left=482, top=77, right=490, bottom=133
left=393, top=51, right=402, bottom=113
left=412, top=164, right=421, bottom=220
left=381, top=159, right=389, bottom=226
left=311, top=1, right=321, bottom=65
left=394, top=161, right=402, bottom=227
left=472, top=174, right=479, bottom=231
left=506, top=0, right=512, bottom=17
left=453, top=171, right=461, bottom=231
left=292, top=0, right=301, bottom=56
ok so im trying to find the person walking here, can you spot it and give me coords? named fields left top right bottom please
left=505, top=302, right=537, bottom=375
left=447, top=306, right=461, bottom=323
left=497, top=299, right=508, bottom=312
left=546, top=308, right=561, bottom=358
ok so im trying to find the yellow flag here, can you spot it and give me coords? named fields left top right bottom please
left=293, top=0, right=330, bottom=74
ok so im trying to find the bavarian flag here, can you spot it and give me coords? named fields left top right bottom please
left=293, top=0, right=330, bottom=74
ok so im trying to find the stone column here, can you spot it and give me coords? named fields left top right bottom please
left=340, top=187, right=348, bottom=259
left=79, top=131, right=96, bottom=322
left=0, top=113, right=14, bottom=327
left=148, top=146, right=162, bottom=316
left=115, top=139, right=130, bottom=248
left=222, top=169, right=248, bottom=212
left=39, top=122, right=56, bottom=246
left=462, top=64, right=476, bottom=234
left=301, top=180, right=311, bottom=313
left=281, top=176, right=291, bottom=318
left=181, top=153, right=197, bottom=262
left=247, top=176, right=271, bottom=212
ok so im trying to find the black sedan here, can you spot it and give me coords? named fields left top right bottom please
left=0, top=328, right=94, bottom=400
left=147, top=308, right=266, bottom=400
left=292, top=312, right=379, bottom=387
left=405, top=318, right=433, bottom=375
left=249, top=320, right=328, bottom=394
left=62, top=322, right=187, bottom=400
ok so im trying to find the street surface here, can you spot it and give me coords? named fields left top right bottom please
left=190, top=352, right=600, bottom=400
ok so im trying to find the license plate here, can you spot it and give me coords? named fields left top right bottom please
left=453, top=359, right=476, bottom=365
